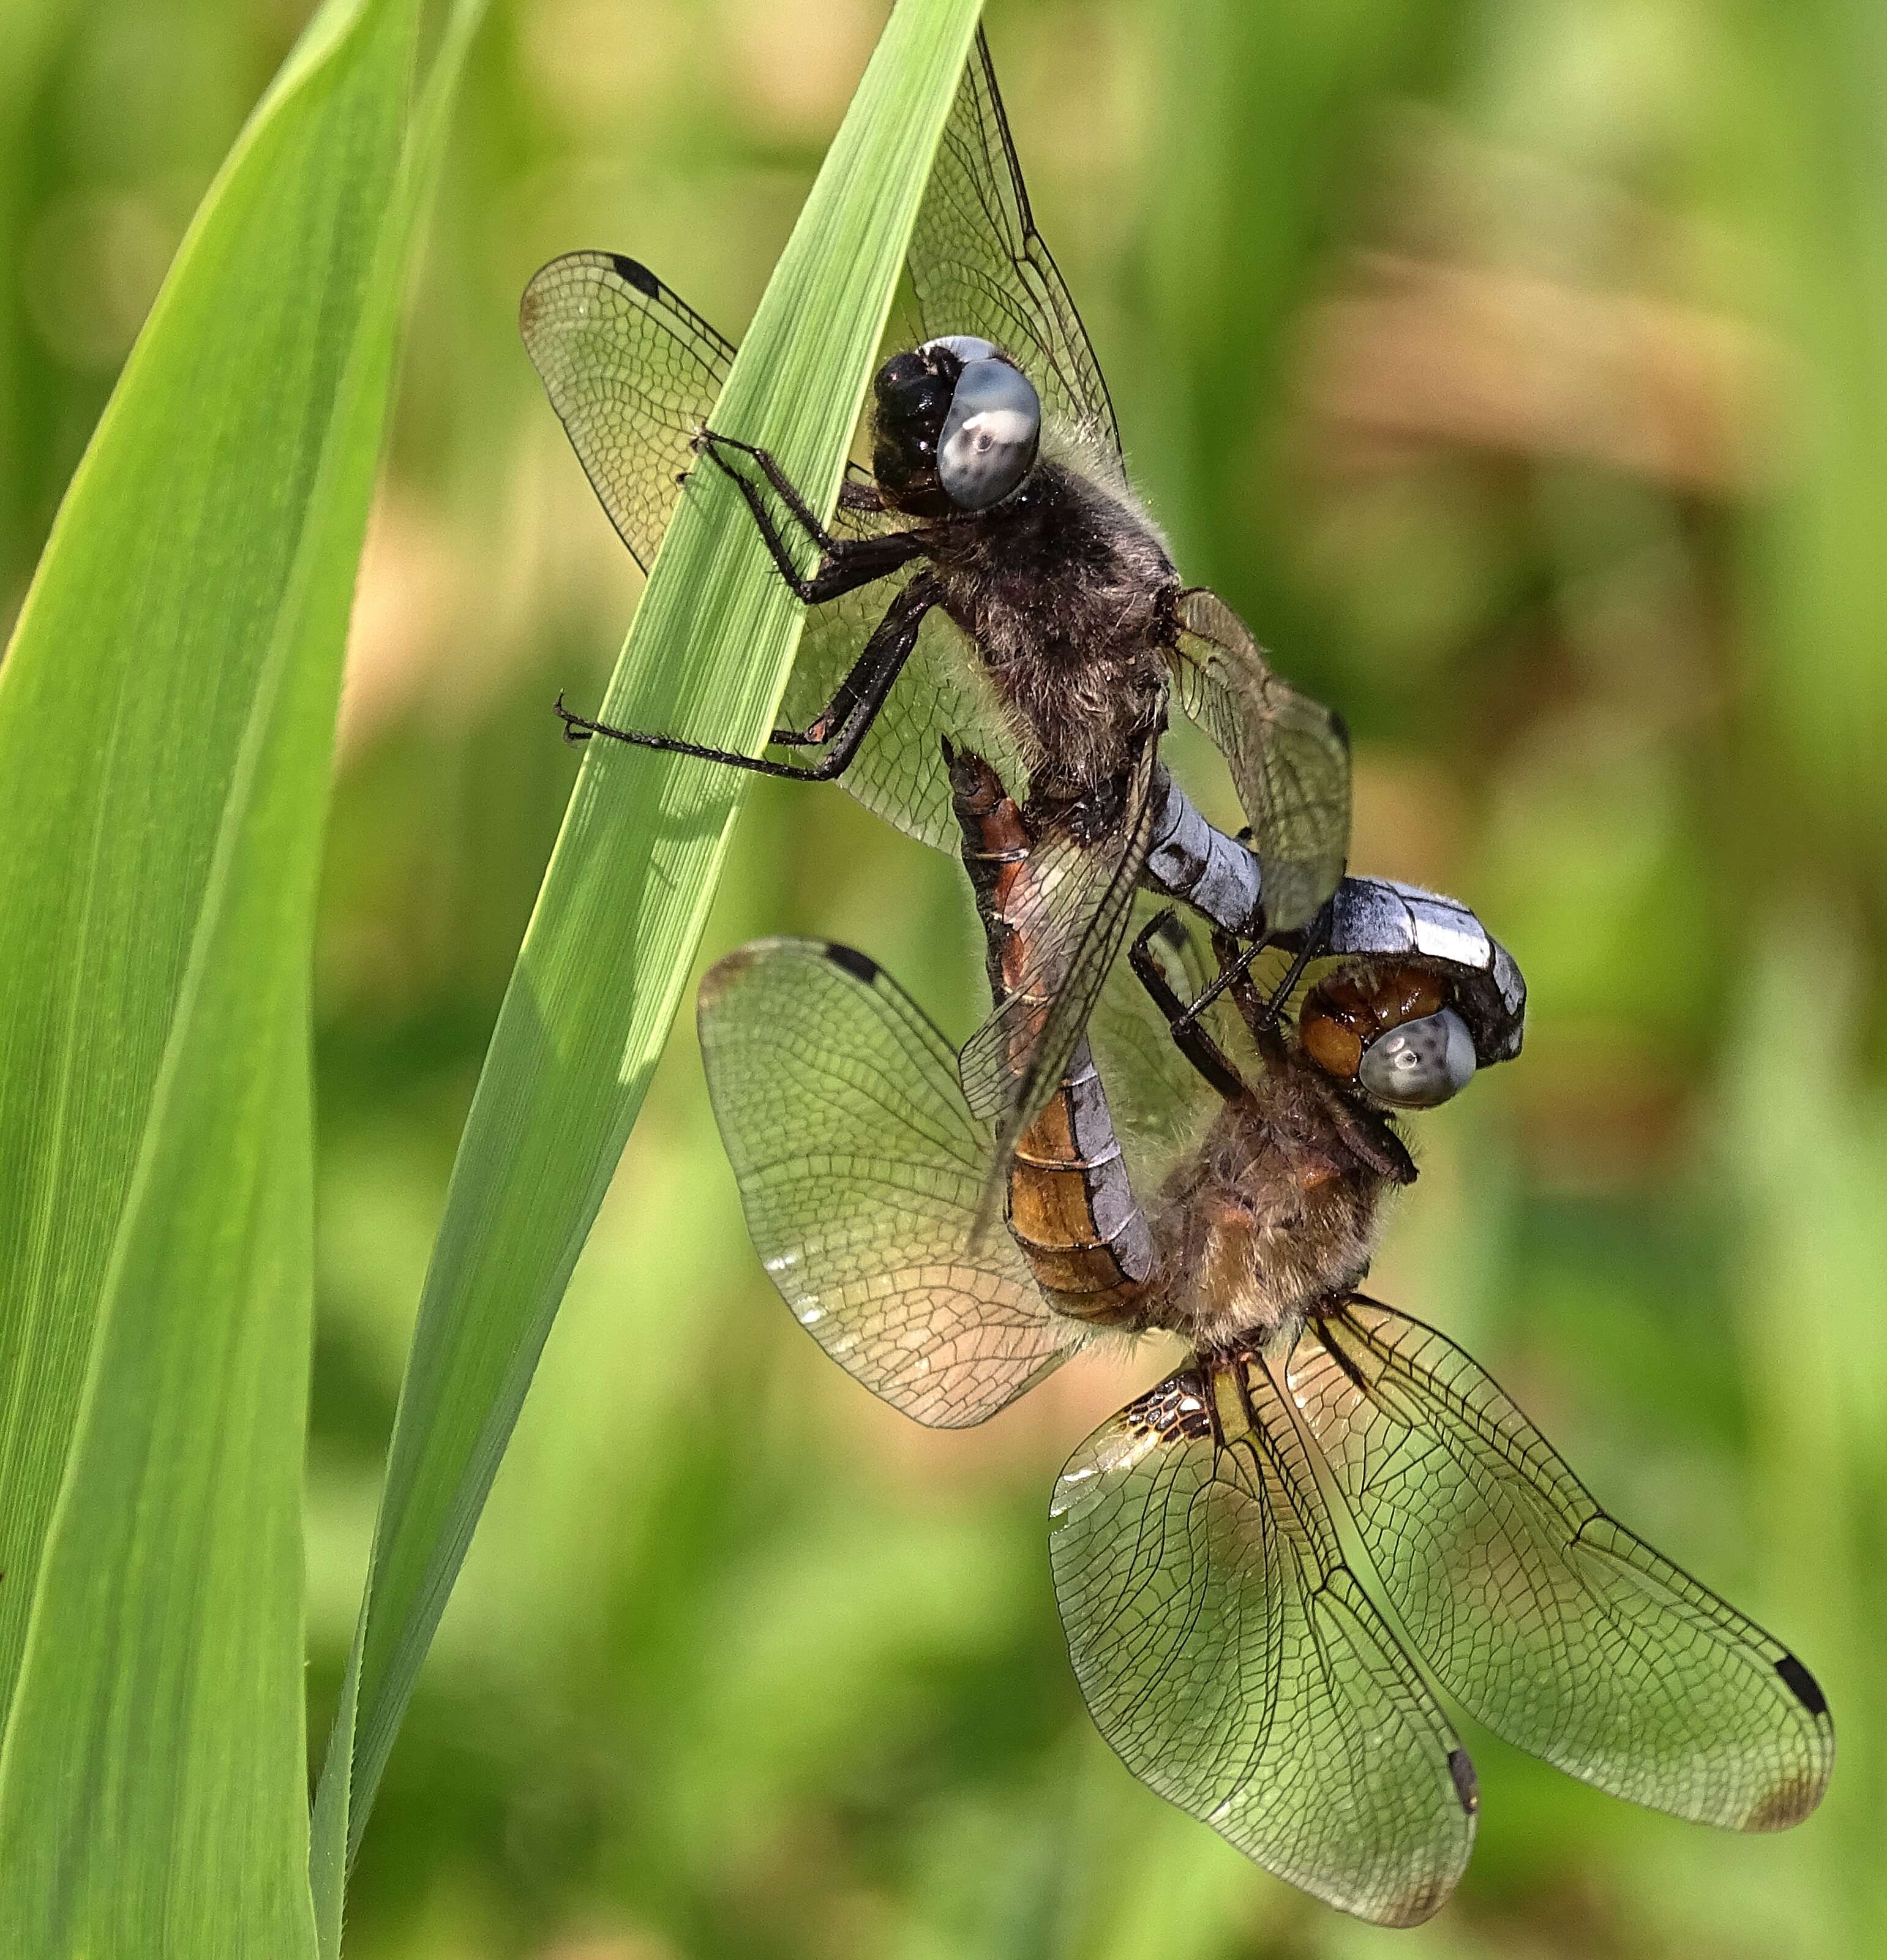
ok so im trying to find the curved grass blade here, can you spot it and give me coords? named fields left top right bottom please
left=314, top=0, right=988, bottom=1876
left=0, top=0, right=475, bottom=1947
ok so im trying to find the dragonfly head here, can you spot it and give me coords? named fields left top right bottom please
left=872, top=336, right=1041, bottom=517
left=1299, top=959, right=1478, bottom=1111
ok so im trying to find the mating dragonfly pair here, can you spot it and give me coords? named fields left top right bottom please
left=522, top=29, right=1831, bottom=1925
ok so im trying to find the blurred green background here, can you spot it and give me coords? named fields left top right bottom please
left=5, top=0, right=1884, bottom=1953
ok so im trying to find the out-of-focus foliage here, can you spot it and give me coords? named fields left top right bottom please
left=4, top=0, right=1880, bottom=1954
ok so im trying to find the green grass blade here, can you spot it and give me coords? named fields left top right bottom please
left=317, top=0, right=986, bottom=1864
left=0, top=0, right=471, bottom=1944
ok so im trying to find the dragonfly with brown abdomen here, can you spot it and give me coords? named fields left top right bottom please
left=694, top=753, right=1831, bottom=1926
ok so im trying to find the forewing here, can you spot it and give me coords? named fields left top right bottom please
left=909, top=29, right=1120, bottom=455
left=1297, top=1301, right=1834, bottom=1830
left=1172, top=588, right=1349, bottom=933
left=958, top=748, right=1160, bottom=1170
left=697, top=938, right=1079, bottom=1427
left=519, top=251, right=733, bottom=570
left=1050, top=1355, right=1477, bottom=1926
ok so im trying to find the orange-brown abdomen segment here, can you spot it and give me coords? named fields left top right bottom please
left=1007, top=1038, right=1155, bottom=1324
left=950, top=746, right=1155, bottom=1326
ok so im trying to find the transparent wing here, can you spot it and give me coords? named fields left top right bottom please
left=959, top=748, right=1160, bottom=1183
left=1171, top=588, right=1350, bottom=933
left=1050, top=1353, right=1478, bottom=1926
left=910, top=28, right=1120, bottom=456
left=1086, top=898, right=1223, bottom=1165
left=519, top=251, right=732, bottom=570
left=697, top=937, right=1080, bottom=1427
left=1296, top=1300, right=1834, bottom=1830
left=778, top=602, right=1028, bottom=854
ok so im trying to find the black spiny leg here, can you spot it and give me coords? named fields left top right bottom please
left=1130, top=912, right=1248, bottom=1102
left=1210, top=928, right=1270, bottom=1031
left=1249, top=900, right=1334, bottom=1029
left=696, top=432, right=925, bottom=606
left=1164, top=895, right=1338, bottom=1047
left=697, top=430, right=837, bottom=549
left=557, top=571, right=941, bottom=781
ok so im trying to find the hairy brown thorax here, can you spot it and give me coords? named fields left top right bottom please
left=925, top=456, right=1177, bottom=807
left=1143, top=1049, right=1399, bottom=1353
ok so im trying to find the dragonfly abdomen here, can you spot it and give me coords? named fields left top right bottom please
left=949, top=743, right=1155, bottom=1326
left=1144, top=765, right=1264, bottom=935
left=1007, top=1036, right=1156, bottom=1326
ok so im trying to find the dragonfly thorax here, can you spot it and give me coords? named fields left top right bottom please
left=1143, top=1050, right=1402, bottom=1353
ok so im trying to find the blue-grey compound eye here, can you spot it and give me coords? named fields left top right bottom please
left=1357, top=1007, right=1477, bottom=1109
left=936, top=358, right=1041, bottom=510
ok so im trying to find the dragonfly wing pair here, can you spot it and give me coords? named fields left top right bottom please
left=1051, top=1351, right=1477, bottom=1926
left=1051, top=1309, right=1833, bottom=1922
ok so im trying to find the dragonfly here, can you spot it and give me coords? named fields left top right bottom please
left=694, top=751, right=1833, bottom=1926
left=520, top=27, right=1349, bottom=1172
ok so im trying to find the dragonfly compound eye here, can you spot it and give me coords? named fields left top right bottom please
left=1299, top=958, right=1475, bottom=1108
left=937, top=356, right=1041, bottom=511
left=1357, top=1008, right=1477, bottom=1108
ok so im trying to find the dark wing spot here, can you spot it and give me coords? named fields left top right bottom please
left=1384, top=1874, right=1452, bottom=1929
left=820, top=943, right=880, bottom=985
left=1774, top=1653, right=1828, bottom=1718
left=1743, top=1771, right=1825, bottom=1833
left=1329, top=707, right=1352, bottom=754
left=1448, top=1746, right=1480, bottom=1814
left=610, top=253, right=661, bottom=297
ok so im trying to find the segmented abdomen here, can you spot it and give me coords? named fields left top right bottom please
left=948, top=748, right=1155, bottom=1326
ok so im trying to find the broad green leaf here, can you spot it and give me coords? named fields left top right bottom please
left=315, top=0, right=987, bottom=1868
left=0, top=0, right=477, bottom=1945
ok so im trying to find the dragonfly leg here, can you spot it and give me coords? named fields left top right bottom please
left=697, top=429, right=835, bottom=547
left=776, top=573, right=937, bottom=772
left=1158, top=928, right=1274, bottom=1046
left=1245, top=899, right=1335, bottom=1030
left=555, top=694, right=845, bottom=779
left=697, top=437, right=925, bottom=605
left=555, top=572, right=939, bottom=783
left=1129, top=912, right=1248, bottom=1102
left=1210, top=928, right=1272, bottom=1031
